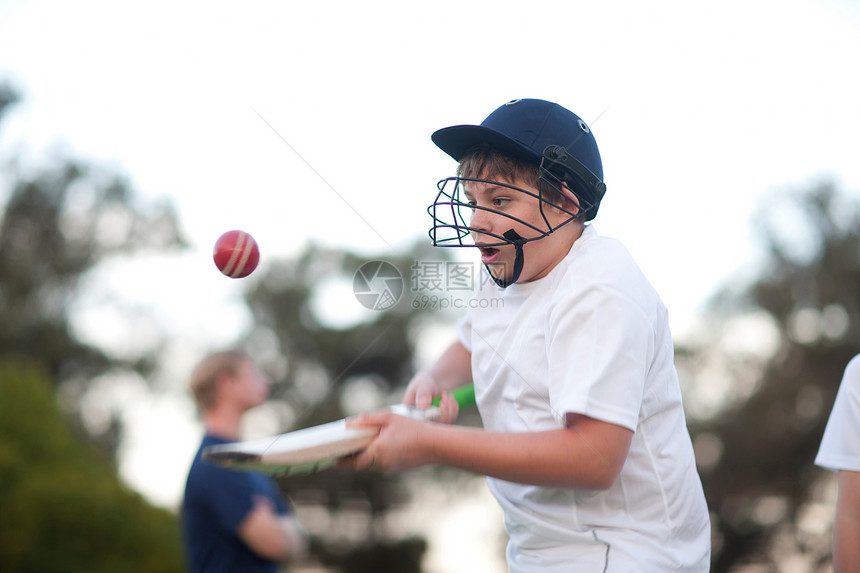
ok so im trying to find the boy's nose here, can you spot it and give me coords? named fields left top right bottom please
left=469, top=207, right=494, bottom=235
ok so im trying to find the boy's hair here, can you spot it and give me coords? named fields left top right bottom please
left=457, top=145, right=568, bottom=208
left=457, top=145, right=540, bottom=186
left=189, top=349, right=250, bottom=411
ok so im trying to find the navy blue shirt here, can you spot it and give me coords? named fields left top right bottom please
left=182, top=434, right=290, bottom=573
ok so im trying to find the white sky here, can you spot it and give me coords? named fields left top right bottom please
left=2, top=0, right=860, bottom=565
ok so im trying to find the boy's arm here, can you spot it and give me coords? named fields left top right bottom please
left=834, top=470, right=860, bottom=572
left=403, top=340, right=472, bottom=409
left=346, top=410, right=633, bottom=490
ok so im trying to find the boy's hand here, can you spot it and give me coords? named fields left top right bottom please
left=337, top=412, right=434, bottom=474
left=403, top=371, right=438, bottom=409
left=403, top=372, right=459, bottom=423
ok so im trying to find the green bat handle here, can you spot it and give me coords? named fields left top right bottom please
left=431, top=384, right=476, bottom=409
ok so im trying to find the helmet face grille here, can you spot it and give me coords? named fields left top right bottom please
left=426, top=173, right=591, bottom=249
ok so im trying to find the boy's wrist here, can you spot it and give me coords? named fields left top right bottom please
left=419, top=422, right=443, bottom=466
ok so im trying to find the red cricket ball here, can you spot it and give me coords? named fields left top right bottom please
left=213, top=230, right=260, bottom=278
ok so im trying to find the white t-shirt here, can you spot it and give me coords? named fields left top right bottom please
left=815, top=355, right=860, bottom=472
left=456, top=225, right=711, bottom=572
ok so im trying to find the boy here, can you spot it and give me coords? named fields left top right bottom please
left=182, top=350, right=307, bottom=573
left=815, top=354, right=860, bottom=572
left=344, top=99, right=711, bottom=571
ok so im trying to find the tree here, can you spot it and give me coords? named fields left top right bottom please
left=0, top=359, right=184, bottom=573
left=0, top=80, right=188, bottom=571
left=679, top=181, right=860, bottom=571
left=0, top=82, right=187, bottom=459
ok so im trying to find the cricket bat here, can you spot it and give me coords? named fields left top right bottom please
left=202, top=384, right=476, bottom=476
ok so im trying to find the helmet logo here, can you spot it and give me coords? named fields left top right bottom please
left=577, top=119, right=590, bottom=133
left=505, top=99, right=522, bottom=106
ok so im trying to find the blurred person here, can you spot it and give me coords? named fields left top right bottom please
left=182, top=350, right=307, bottom=573
left=815, top=355, right=860, bottom=572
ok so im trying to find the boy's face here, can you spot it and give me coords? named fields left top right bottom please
left=462, top=176, right=581, bottom=285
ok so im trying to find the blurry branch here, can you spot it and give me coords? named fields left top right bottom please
left=0, top=81, right=188, bottom=461
left=0, top=82, right=18, bottom=125
left=677, top=180, right=860, bottom=571
left=0, top=146, right=188, bottom=379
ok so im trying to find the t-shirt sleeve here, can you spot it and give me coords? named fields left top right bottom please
left=816, top=355, right=860, bottom=472
left=547, top=285, right=652, bottom=431
left=195, top=463, right=270, bottom=533
left=455, top=308, right=473, bottom=352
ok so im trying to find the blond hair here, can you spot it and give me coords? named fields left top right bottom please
left=189, top=350, right=250, bottom=411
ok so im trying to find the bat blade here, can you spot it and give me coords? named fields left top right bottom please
left=202, top=419, right=378, bottom=475
left=202, top=384, right=475, bottom=477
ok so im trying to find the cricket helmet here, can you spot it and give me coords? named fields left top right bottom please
left=427, top=99, right=607, bottom=286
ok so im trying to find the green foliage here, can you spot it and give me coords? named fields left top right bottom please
left=0, top=360, right=184, bottom=573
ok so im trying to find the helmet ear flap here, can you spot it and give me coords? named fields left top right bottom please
left=540, top=145, right=606, bottom=220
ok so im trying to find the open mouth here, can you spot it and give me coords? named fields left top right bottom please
left=478, top=246, right=501, bottom=264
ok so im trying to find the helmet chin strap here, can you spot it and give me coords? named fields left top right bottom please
left=486, top=229, right=526, bottom=288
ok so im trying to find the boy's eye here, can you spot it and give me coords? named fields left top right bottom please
left=492, top=198, right=510, bottom=208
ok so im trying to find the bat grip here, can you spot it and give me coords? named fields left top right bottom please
left=431, top=384, right=476, bottom=409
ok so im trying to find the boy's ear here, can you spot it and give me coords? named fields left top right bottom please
left=559, top=182, right=581, bottom=216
